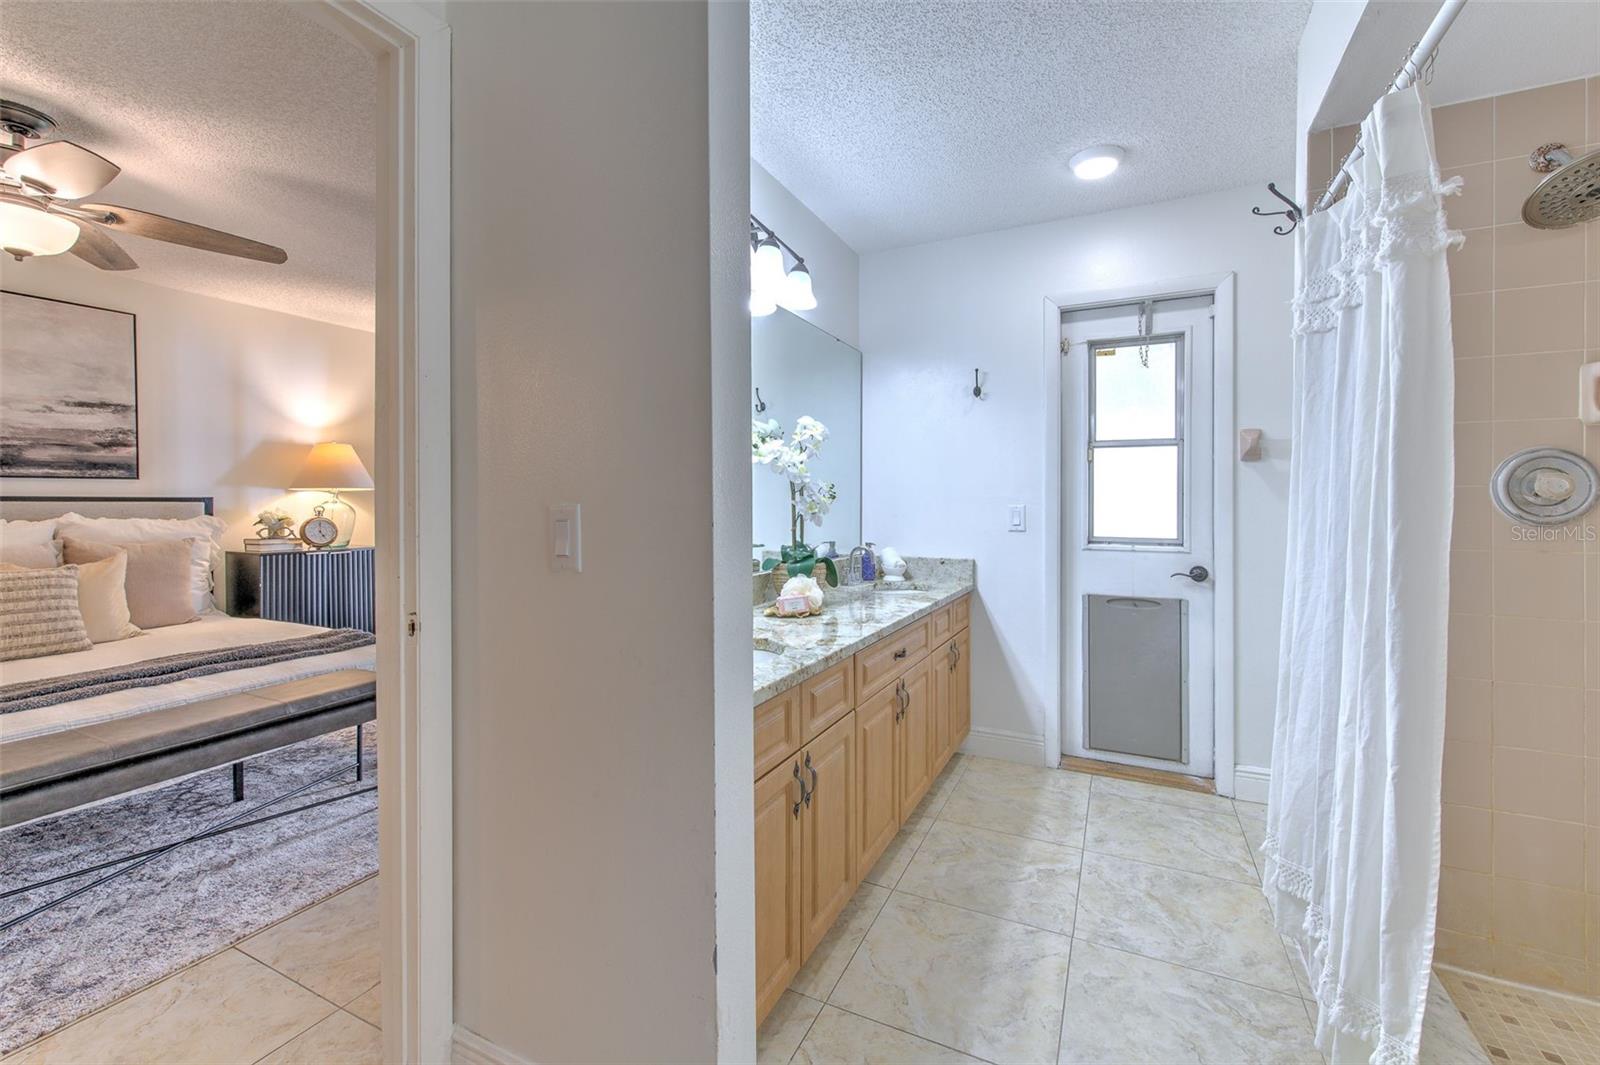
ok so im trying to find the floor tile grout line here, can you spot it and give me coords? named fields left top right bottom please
left=1056, top=779, right=1093, bottom=1065
left=809, top=999, right=1002, bottom=1064
left=7, top=871, right=382, bottom=1058
left=1069, top=930, right=1307, bottom=1003
left=1076, top=831, right=1259, bottom=887
left=887, top=882, right=1075, bottom=939
left=247, top=998, right=348, bottom=1065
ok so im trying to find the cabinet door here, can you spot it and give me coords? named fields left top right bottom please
left=755, top=758, right=803, bottom=1023
left=801, top=712, right=858, bottom=958
left=855, top=682, right=900, bottom=877
left=952, top=627, right=972, bottom=746
left=931, top=638, right=953, bottom=773
left=898, top=657, right=936, bottom=814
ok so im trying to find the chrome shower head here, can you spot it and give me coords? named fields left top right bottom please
left=1522, top=143, right=1600, bottom=229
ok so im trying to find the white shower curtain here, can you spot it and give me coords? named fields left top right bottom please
left=1264, top=83, right=1458, bottom=1065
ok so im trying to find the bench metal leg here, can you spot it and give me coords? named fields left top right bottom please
left=354, top=723, right=364, bottom=782
left=232, top=762, right=245, bottom=802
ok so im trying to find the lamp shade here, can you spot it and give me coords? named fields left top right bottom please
left=290, top=442, right=373, bottom=491
left=0, top=199, right=79, bottom=259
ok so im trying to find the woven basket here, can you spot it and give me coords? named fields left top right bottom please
left=770, top=561, right=827, bottom=596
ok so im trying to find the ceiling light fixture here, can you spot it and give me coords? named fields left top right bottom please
left=749, top=214, right=817, bottom=317
left=1070, top=145, right=1124, bottom=181
left=0, top=195, right=78, bottom=260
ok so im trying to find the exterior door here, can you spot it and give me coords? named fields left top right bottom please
left=800, top=713, right=857, bottom=957
left=855, top=683, right=900, bottom=875
left=754, top=758, right=802, bottom=1022
left=1060, top=296, right=1215, bottom=777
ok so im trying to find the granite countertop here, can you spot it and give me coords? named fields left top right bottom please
left=753, top=558, right=975, bottom=703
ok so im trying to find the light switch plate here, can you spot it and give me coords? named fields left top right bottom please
left=551, top=503, right=582, bottom=571
left=1008, top=504, right=1026, bottom=532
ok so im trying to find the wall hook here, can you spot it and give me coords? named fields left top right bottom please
left=972, top=369, right=986, bottom=399
left=1251, top=182, right=1302, bottom=235
left=753, top=387, right=766, bottom=414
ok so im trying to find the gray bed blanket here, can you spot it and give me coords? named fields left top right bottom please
left=0, top=628, right=376, bottom=715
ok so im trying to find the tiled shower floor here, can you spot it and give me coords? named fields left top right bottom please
left=758, top=753, right=1507, bottom=1064
left=1438, top=968, right=1600, bottom=1065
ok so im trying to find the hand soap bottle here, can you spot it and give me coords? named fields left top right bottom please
left=859, top=542, right=877, bottom=582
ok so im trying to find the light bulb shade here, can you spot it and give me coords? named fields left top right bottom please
left=750, top=290, right=777, bottom=317
left=751, top=237, right=786, bottom=301
left=1069, top=145, right=1124, bottom=180
left=0, top=199, right=79, bottom=258
left=779, top=263, right=817, bottom=311
left=290, top=442, right=374, bottom=491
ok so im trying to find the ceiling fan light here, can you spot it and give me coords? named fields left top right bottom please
left=1069, top=145, right=1124, bottom=180
left=0, top=199, right=78, bottom=259
left=779, top=262, right=817, bottom=311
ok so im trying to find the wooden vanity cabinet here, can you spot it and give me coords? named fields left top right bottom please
left=855, top=679, right=901, bottom=876
left=754, top=755, right=803, bottom=1021
left=897, top=657, right=936, bottom=813
left=951, top=626, right=971, bottom=748
left=799, top=712, right=857, bottom=956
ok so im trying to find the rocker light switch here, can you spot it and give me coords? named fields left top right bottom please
left=551, top=503, right=581, bottom=571
left=1008, top=504, right=1026, bottom=532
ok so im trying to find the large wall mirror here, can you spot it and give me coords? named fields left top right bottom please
left=752, top=309, right=862, bottom=558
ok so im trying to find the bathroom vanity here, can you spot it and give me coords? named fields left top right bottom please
left=751, top=565, right=973, bottom=1023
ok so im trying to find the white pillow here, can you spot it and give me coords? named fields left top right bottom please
left=57, top=512, right=225, bottom=614
left=0, top=517, right=58, bottom=548
left=0, top=540, right=62, bottom=568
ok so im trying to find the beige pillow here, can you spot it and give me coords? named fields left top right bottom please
left=62, top=537, right=198, bottom=630
left=1, top=554, right=141, bottom=644
left=0, top=566, right=93, bottom=662
left=0, top=540, right=61, bottom=569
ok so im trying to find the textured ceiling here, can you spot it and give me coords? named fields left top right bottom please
left=1317, top=1, right=1600, bottom=130
left=2, top=1, right=375, bottom=330
left=752, top=0, right=1312, bottom=253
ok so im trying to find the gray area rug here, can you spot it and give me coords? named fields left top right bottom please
left=0, top=726, right=377, bottom=1053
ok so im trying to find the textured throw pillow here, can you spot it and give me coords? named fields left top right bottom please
left=57, top=513, right=224, bottom=613
left=0, top=517, right=58, bottom=548
left=62, top=537, right=198, bottom=629
left=0, top=566, right=93, bottom=661
left=1, top=553, right=140, bottom=643
left=0, top=540, right=62, bottom=569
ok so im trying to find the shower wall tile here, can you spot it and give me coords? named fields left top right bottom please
left=1440, top=76, right=1594, bottom=995
left=1449, top=228, right=1494, bottom=294
left=1494, top=80, right=1587, bottom=160
left=1451, top=292, right=1493, bottom=358
left=1490, top=747, right=1585, bottom=821
left=1493, top=286, right=1586, bottom=355
left=1491, top=682, right=1585, bottom=753
left=1444, top=165, right=1495, bottom=230
left=1442, top=803, right=1493, bottom=873
left=1492, top=812, right=1585, bottom=890
left=1494, top=222, right=1588, bottom=289
left=1433, top=97, right=1495, bottom=168
left=1490, top=551, right=1585, bottom=620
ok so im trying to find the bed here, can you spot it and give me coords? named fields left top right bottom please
left=0, top=496, right=377, bottom=829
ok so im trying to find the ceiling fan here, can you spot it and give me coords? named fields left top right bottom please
left=0, top=99, right=287, bottom=270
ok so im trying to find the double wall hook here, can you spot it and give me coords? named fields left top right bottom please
left=1252, top=182, right=1303, bottom=236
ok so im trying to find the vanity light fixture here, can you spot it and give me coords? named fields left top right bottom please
left=749, top=214, right=817, bottom=316
left=1069, top=145, right=1124, bottom=181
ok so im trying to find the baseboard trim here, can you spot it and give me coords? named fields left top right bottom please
left=961, top=726, right=1046, bottom=765
left=452, top=1025, right=532, bottom=1065
left=1233, top=764, right=1270, bottom=804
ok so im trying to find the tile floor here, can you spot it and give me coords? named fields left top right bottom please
left=759, top=754, right=1500, bottom=1065
left=1, top=876, right=382, bottom=1065
left=1439, top=967, right=1600, bottom=1065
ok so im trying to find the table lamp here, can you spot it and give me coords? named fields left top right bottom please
left=289, top=442, right=373, bottom=548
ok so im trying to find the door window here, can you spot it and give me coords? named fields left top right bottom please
left=1088, top=336, right=1183, bottom=545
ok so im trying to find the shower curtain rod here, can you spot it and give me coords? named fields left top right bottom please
left=1311, top=0, right=1468, bottom=214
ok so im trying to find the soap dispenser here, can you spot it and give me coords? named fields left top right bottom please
left=859, top=542, right=878, bottom=583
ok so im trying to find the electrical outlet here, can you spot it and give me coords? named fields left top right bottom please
left=1008, top=504, right=1026, bottom=532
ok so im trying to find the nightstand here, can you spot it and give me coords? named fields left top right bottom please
left=225, top=547, right=376, bottom=632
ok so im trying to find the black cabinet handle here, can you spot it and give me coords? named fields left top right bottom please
left=893, top=647, right=908, bottom=660
left=805, top=751, right=817, bottom=806
left=792, top=761, right=806, bottom=818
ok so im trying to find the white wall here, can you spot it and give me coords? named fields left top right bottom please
left=751, top=160, right=860, bottom=347
left=0, top=257, right=375, bottom=563
left=859, top=183, right=1294, bottom=771
left=447, top=1, right=729, bottom=1060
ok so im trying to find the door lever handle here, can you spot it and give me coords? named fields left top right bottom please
left=1170, top=565, right=1210, bottom=583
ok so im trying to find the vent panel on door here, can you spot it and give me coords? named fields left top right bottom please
left=1085, top=594, right=1185, bottom=762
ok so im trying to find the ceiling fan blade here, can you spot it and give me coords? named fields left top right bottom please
left=3, top=141, right=120, bottom=200
left=76, top=203, right=287, bottom=264
left=66, top=217, right=137, bottom=270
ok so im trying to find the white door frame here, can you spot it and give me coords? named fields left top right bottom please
left=1041, top=273, right=1236, bottom=796
left=306, top=4, right=453, bottom=1061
